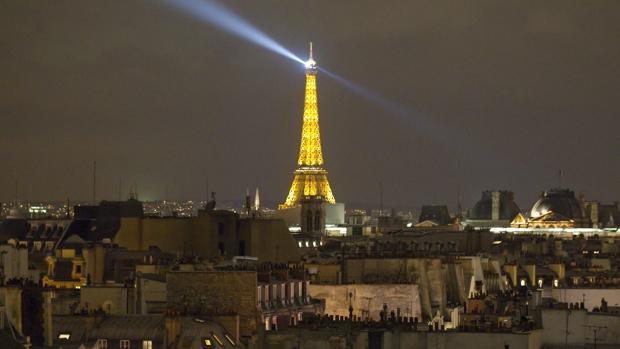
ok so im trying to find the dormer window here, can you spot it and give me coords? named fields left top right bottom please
left=120, top=339, right=130, bottom=349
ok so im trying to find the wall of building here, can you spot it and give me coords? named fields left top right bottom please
left=115, top=213, right=301, bottom=263
left=541, top=308, right=620, bottom=348
left=306, top=263, right=341, bottom=284
left=138, top=277, right=166, bottom=315
left=344, top=258, right=452, bottom=319
left=260, top=328, right=541, bottom=349
left=309, top=284, right=422, bottom=321
left=166, top=271, right=258, bottom=336
left=239, top=219, right=301, bottom=263
left=80, top=286, right=130, bottom=314
left=0, top=244, right=30, bottom=281
left=551, top=288, right=620, bottom=311
left=0, top=286, right=22, bottom=334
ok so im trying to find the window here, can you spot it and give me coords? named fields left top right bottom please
left=142, top=340, right=152, bottom=349
left=202, top=337, right=213, bottom=347
left=224, top=334, right=236, bottom=346
left=96, top=339, right=108, bottom=349
left=212, top=334, right=224, bottom=346
left=58, top=333, right=70, bottom=340
left=120, top=339, right=130, bottom=349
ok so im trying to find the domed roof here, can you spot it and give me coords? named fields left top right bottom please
left=470, top=190, right=520, bottom=220
left=530, top=189, right=584, bottom=220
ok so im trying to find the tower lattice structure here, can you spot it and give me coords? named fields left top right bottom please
left=280, top=43, right=336, bottom=209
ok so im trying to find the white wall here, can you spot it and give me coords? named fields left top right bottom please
left=309, top=283, right=422, bottom=321
left=541, top=308, right=620, bottom=347
left=552, top=288, right=620, bottom=311
left=0, top=244, right=30, bottom=281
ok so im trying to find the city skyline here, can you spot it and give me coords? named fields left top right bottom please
left=1, top=1, right=619, bottom=209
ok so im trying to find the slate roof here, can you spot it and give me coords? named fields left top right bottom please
left=88, top=315, right=165, bottom=341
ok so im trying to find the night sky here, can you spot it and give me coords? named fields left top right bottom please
left=1, top=1, right=619, bottom=211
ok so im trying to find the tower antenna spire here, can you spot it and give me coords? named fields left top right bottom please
left=309, top=41, right=313, bottom=60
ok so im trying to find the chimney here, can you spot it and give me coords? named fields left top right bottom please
left=43, top=291, right=53, bottom=347
left=164, top=311, right=182, bottom=349
left=491, top=191, right=500, bottom=221
left=589, top=202, right=599, bottom=228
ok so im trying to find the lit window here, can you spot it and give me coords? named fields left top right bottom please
left=305, top=241, right=309, bottom=247
left=58, top=333, right=70, bottom=340
left=142, top=340, right=152, bottom=349
left=97, top=339, right=108, bottom=349
left=203, top=338, right=213, bottom=347
left=537, top=279, right=543, bottom=288
left=520, top=279, right=526, bottom=287
left=120, top=339, right=131, bottom=349
left=298, top=241, right=302, bottom=248
left=553, top=279, right=559, bottom=288
left=312, top=241, right=317, bottom=247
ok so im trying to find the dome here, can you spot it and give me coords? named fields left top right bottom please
left=530, top=189, right=584, bottom=220
left=470, top=190, right=520, bottom=221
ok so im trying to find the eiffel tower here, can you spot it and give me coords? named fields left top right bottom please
left=279, top=43, right=336, bottom=210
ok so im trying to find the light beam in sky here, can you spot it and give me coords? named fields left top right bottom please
left=160, top=0, right=305, bottom=65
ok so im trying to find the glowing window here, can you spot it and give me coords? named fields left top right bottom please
left=520, top=279, right=526, bottom=287
left=553, top=279, right=559, bottom=288
left=58, top=333, right=70, bottom=340
left=142, top=340, right=152, bottom=349
left=537, top=279, right=543, bottom=288
left=203, top=338, right=213, bottom=347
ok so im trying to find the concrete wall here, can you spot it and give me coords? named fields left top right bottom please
left=552, top=288, right=620, bottom=311
left=166, top=271, right=258, bottom=336
left=309, top=284, right=422, bottom=321
left=344, top=258, right=453, bottom=319
left=0, top=286, right=22, bottom=334
left=115, top=213, right=301, bottom=263
left=80, top=286, right=130, bottom=314
left=541, top=308, right=620, bottom=348
left=261, top=328, right=542, bottom=349
left=0, top=244, right=29, bottom=281
left=239, top=219, right=301, bottom=263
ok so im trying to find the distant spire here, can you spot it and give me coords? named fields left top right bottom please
left=309, top=41, right=313, bottom=60
left=254, top=187, right=260, bottom=211
left=244, top=188, right=251, bottom=215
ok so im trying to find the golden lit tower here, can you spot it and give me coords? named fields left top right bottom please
left=280, top=43, right=336, bottom=209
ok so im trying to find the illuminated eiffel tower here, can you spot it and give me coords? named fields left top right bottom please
left=279, top=43, right=336, bottom=209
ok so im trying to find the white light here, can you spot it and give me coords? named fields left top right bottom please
left=406, top=222, right=413, bottom=228
left=304, top=58, right=316, bottom=69
left=298, top=242, right=302, bottom=248
left=305, top=241, right=309, bottom=247
left=312, top=241, right=317, bottom=247
left=58, top=334, right=70, bottom=340
left=520, top=279, right=526, bottom=287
